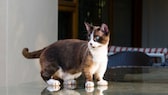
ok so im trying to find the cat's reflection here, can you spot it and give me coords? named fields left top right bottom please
left=41, top=85, right=108, bottom=95
left=85, top=86, right=108, bottom=95
left=41, top=87, right=80, bottom=95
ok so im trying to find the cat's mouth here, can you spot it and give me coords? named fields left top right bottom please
left=91, top=46, right=96, bottom=48
left=89, top=44, right=101, bottom=48
left=89, top=43, right=96, bottom=48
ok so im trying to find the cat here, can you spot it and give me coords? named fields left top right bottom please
left=22, top=23, right=110, bottom=88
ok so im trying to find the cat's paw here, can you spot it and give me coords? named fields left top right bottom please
left=63, top=80, right=76, bottom=85
left=85, top=81, right=94, bottom=88
left=47, top=86, right=61, bottom=92
left=47, top=79, right=61, bottom=86
left=97, top=80, right=108, bottom=86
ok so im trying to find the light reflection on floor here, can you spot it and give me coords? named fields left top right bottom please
left=42, top=84, right=109, bottom=95
left=1, top=81, right=168, bottom=95
left=41, top=82, right=168, bottom=95
left=1, top=67, right=168, bottom=95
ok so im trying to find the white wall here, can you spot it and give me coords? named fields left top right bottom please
left=0, top=0, right=7, bottom=87
left=142, top=0, right=168, bottom=48
left=0, top=0, right=58, bottom=86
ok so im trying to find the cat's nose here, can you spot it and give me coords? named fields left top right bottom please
left=90, top=43, right=95, bottom=48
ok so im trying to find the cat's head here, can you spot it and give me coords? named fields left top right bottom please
left=85, top=22, right=110, bottom=48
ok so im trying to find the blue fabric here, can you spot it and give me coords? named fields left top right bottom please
left=108, top=51, right=152, bottom=68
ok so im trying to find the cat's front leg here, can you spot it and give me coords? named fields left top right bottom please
left=95, top=67, right=108, bottom=86
left=95, top=74, right=108, bottom=86
left=47, top=79, right=61, bottom=86
left=97, top=79, right=108, bottom=86
left=84, top=72, right=94, bottom=88
left=85, top=81, right=94, bottom=87
left=85, top=72, right=94, bottom=92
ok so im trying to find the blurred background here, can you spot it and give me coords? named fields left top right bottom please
left=0, top=0, right=168, bottom=87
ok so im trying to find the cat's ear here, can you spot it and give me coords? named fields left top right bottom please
left=101, top=23, right=109, bottom=35
left=84, top=22, right=93, bottom=33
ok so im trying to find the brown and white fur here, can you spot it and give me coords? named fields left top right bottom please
left=22, top=23, right=110, bottom=88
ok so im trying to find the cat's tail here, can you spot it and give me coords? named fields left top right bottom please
left=22, top=48, right=46, bottom=59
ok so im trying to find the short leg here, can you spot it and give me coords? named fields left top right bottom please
left=85, top=81, right=94, bottom=88
left=47, top=79, right=61, bottom=86
left=47, top=85, right=61, bottom=92
left=95, top=72, right=108, bottom=86
left=97, top=80, right=108, bottom=86
left=41, top=69, right=61, bottom=86
left=85, top=72, right=94, bottom=92
left=84, top=72, right=94, bottom=87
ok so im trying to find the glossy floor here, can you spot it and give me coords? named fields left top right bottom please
left=1, top=82, right=168, bottom=95
left=1, top=67, right=168, bottom=95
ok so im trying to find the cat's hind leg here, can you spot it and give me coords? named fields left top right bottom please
left=63, top=72, right=82, bottom=85
left=41, top=67, right=61, bottom=86
left=46, top=79, right=61, bottom=86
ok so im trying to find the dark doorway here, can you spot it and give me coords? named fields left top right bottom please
left=78, top=0, right=142, bottom=47
left=58, top=0, right=142, bottom=47
left=58, top=11, right=72, bottom=40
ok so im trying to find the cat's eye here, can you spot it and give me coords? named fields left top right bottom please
left=94, top=36, right=100, bottom=42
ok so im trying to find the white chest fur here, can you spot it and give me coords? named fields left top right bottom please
left=88, top=45, right=108, bottom=74
left=89, top=45, right=108, bottom=62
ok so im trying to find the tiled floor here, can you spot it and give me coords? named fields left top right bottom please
left=1, top=67, right=168, bottom=95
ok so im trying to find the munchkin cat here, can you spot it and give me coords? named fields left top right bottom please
left=22, top=23, right=110, bottom=88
